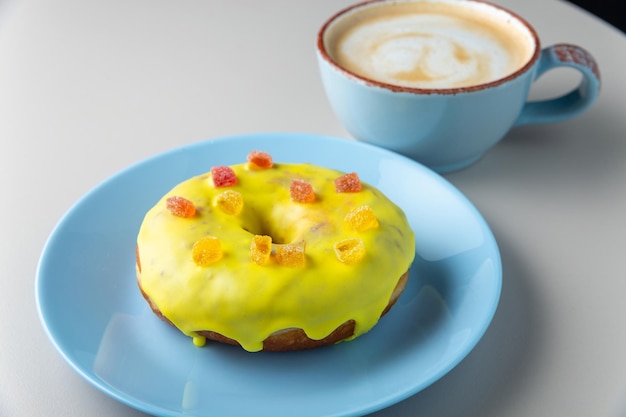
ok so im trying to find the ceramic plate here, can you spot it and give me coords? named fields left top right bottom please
left=36, top=133, right=501, bottom=417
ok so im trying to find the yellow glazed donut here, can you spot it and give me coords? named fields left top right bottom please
left=136, top=151, right=415, bottom=352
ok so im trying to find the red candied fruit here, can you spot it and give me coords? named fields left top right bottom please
left=334, top=172, right=362, bottom=193
left=211, top=166, right=237, bottom=187
left=290, top=179, right=316, bottom=203
left=166, top=196, right=196, bottom=218
left=247, top=151, right=273, bottom=169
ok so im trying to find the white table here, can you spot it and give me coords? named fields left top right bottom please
left=1, top=1, right=625, bottom=416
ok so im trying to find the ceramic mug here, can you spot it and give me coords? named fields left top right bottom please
left=316, top=0, right=601, bottom=173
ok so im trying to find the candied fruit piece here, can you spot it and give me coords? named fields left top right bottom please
left=211, top=166, right=237, bottom=187
left=290, top=179, right=315, bottom=203
left=166, top=196, right=196, bottom=218
left=345, top=205, right=379, bottom=232
left=334, top=238, right=366, bottom=265
left=250, top=235, right=272, bottom=265
left=276, top=243, right=306, bottom=267
left=215, top=190, right=244, bottom=215
left=247, top=150, right=273, bottom=169
left=192, top=236, right=223, bottom=266
left=334, top=172, right=362, bottom=193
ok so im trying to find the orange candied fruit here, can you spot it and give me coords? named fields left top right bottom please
left=334, top=238, right=366, bottom=265
left=211, top=166, right=237, bottom=187
left=344, top=205, right=379, bottom=232
left=215, top=190, right=244, bottom=215
left=247, top=150, right=273, bottom=169
left=334, top=172, right=362, bottom=193
left=275, top=243, right=306, bottom=267
left=290, top=179, right=315, bottom=203
left=192, top=236, right=223, bottom=266
left=250, top=235, right=272, bottom=265
left=166, top=196, right=196, bottom=218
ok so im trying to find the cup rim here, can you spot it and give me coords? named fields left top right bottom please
left=317, top=0, right=541, bottom=94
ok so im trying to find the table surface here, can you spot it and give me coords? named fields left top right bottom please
left=1, top=1, right=625, bottom=416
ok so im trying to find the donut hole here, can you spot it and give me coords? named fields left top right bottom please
left=240, top=204, right=320, bottom=245
left=242, top=223, right=291, bottom=245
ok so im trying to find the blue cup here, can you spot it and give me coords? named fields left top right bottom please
left=316, top=0, right=601, bottom=173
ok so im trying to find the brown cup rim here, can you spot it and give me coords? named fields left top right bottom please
left=316, top=0, right=542, bottom=95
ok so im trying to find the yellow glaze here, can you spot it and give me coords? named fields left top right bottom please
left=136, top=162, right=415, bottom=352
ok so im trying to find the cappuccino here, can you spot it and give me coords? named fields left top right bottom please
left=323, top=0, right=536, bottom=89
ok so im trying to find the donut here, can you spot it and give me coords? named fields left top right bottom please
left=136, top=151, right=415, bottom=352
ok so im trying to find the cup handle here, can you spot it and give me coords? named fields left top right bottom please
left=514, top=43, right=601, bottom=126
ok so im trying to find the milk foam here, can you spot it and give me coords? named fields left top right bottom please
left=327, top=2, right=535, bottom=89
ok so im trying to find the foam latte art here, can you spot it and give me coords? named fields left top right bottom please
left=326, top=2, right=535, bottom=89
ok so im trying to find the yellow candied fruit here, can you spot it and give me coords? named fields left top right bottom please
left=344, top=205, right=379, bottom=232
left=192, top=236, right=223, bottom=266
left=250, top=235, right=272, bottom=265
left=215, top=190, right=244, bottom=215
left=334, top=238, right=366, bottom=265
left=275, top=243, right=306, bottom=267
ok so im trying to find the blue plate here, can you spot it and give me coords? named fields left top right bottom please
left=36, top=133, right=501, bottom=417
